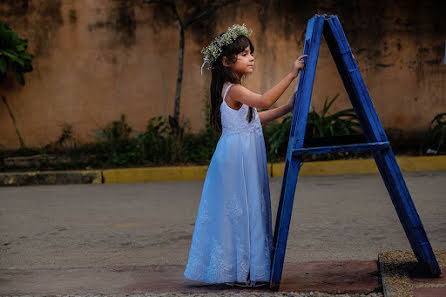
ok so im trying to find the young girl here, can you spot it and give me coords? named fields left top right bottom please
left=184, top=24, right=306, bottom=287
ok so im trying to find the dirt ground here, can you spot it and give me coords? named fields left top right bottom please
left=1, top=170, right=445, bottom=269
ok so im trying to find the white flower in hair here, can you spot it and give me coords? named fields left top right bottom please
left=200, top=23, right=253, bottom=75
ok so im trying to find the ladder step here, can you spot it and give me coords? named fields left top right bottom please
left=292, top=141, right=390, bottom=156
left=304, top=134, right=367, bottom=147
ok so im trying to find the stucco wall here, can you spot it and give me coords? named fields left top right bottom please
left=0, top=0, right=445, bottom=150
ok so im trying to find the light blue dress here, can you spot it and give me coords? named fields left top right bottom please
left=184, top=83, right=273, bottom=284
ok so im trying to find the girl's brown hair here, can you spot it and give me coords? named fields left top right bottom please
left=209, top=34, right=255, bottom=132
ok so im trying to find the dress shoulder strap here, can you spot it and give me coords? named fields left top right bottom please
left=223, top=83, right=233, bottom=101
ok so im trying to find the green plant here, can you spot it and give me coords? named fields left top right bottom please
left=179, top=92, right=222, bottom=164
left=306, top=94, right=361, bottom=137
left=264, top=94, right=361, bottom=161
left=181, top=123, right=221, bottom=164
left=93, top=114, right=142, bottom=166
left=138, top=116, right=175, bottom=164
left=0, top=21, right=34, bottom=149
left=0, top=21, right=33, bottom=84
left=264, top=114, right=292, bottom=159
left=99, top=114, right=132, bottom=143
left=422, top=112, right=446, bottom=154
left=39, top=148, right=50, bottom=168
left=45, top=123, right=79, bottom=153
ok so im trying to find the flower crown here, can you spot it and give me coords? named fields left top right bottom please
left=200, top=23, right=253, bottom=75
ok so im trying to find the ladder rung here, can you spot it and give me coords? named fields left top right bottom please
left=292, top=141, right=390, bottom=157
left=304, top=134, right=367, bottom=147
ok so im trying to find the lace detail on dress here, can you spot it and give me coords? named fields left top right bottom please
left=224, top=193, right=244, bottom=222
left=236, top=243, right=250, bottom=280
left=184, top=186, right=272, bottom=283
left=207, top=238, right=235, bottom=281
left=220, top=83, right=263, bottom=136
left=195, top=198, right=209, bottom=226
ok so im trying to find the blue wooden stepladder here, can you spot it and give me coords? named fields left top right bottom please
left=269, top=14, right=441, bottom=289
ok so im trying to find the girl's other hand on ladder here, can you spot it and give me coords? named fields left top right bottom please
left=287, top=87, right=298, bottom=111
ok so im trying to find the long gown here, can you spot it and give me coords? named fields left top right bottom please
left=183, top=82, right=273, bottom=284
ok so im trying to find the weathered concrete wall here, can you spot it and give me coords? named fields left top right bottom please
left=0, top=0, right=445, bottom=150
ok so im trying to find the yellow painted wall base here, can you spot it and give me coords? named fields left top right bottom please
left=272, top=156, right=446, bottom=177
left=102, top=156, right=446, bottom=184
left=103, top=166, right=209, bottom=183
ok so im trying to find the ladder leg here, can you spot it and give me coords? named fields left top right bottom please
left=272, top=22, right=313, bottom=253
left=270, top=14, right=326, bottom=289
left=373, top=148, right=441, bottom=275
left=272, top=159, right=289, bottom=256
left=270, top=158, right=302, bottom=289
left=324, top=15, right=440, bottom=276
left=323, top=17, right=383, bottom=140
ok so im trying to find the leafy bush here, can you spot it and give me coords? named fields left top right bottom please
left=422, top=112, right=446, bottom=154
left=92, top=114, right=143, bottom=166
left=264, top=113, right=292, bottom=159
left=0, top=97, right=372, bottom=171
left=44, top=123, right=79, bottom=153
left=264, top=94, right=361, bottom=161
left=137, top=116, right=220, bottom=165
left=306, top=94, right=361, bottom=137
left=138, top=116, right=175, bottom=164
left=181, top=123, right=221, bottom=164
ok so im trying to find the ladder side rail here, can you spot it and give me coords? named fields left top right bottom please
left=272, top=160, right=289, bottom=253
left=324, top=18, right=429, bottom=254
left=270, top=14, right=326, bottom=288
left=327, top=16, right=429, bottom=237
left=287, top=38, right=311, bottom=160
left=324, top=17, right=421, bottom=229
left=269, top=157, right=303, bottom=289
left=326, top=15, right=440, bottom=276
left=289, top=15, right=316, bottom=139
left=373, top=149, right=424, bottom=232
left=272, top=27, right=313, bottom=252
left=273, top=14, right=315, bottom=257
left=372, top=148, right=441, bottom=275
left=326, top=17, right=387, bottom=141
left=323, top=19, right=380, bottom=142
left=293, top=16, right=326, bottom=149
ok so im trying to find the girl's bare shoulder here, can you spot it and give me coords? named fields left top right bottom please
left=222, top=82, right=243, bottom=96
left=227, top=83, right=252, bottom=100
left=224, top=83, right=244, bottom=110
left=227, top=84, right=265, bottom=108
left=221, top=82, right=234, bottom=97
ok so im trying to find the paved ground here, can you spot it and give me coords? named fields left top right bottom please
left=0, top=171, right=445, bottom=296
left=379, top=250, right=446, bottom=297
left=0, top=261, right=381, bottom=296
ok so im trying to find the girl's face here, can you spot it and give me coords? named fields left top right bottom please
left=224, top=46, right=255, bottom=78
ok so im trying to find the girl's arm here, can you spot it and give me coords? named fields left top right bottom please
left=227, top=55, right=306, bottom=109
left=258, top=89, right=296, bottom=124
left=258, top=104, right=292, bottom=125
